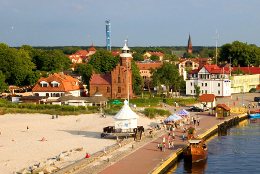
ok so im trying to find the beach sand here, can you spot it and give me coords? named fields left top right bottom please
left=0, top=113, right=156, bottom=174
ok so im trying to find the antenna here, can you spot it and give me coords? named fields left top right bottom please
left=215, top=30, right=219, bottom=65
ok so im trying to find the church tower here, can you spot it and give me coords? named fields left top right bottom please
left=187, top=34, right=193, bottom=54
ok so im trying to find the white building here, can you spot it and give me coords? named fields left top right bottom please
left=186, top=64, right=231, bottom=97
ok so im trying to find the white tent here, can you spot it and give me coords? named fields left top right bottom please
left=113, top=100, right=139, bottom=132
left=164, top=114, right=183, bottom=122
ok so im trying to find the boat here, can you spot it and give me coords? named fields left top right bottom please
left=184, top=139, right=208, bottom=163
left=249, top=113, right=260, bottom=119
left=248, top=109, right=260, bottom=118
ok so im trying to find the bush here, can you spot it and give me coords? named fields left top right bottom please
left=249, top=88, right=256, bottom=93
left=143, top=108, right=170, bottom=119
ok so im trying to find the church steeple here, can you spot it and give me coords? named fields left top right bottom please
left=187, top=34, right=192, bottom=54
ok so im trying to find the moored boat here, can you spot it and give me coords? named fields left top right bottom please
left=249, top=113, right=260, bottom=119
left=184, top=139, right=208, bottom=163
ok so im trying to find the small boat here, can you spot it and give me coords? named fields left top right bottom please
left=184, top=139, right=208, bottom=163
left=249, top=113, right=260, bottom=119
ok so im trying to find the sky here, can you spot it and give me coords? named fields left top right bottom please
left=0, top=0, right=260, bottom=47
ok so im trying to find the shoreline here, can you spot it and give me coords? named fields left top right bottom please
left=151, top=113, right=248, bottom=174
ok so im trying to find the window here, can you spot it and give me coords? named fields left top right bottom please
left=190, top=82, right=192, bottom=86
left=218, top=90, right=220, bottom=94
left=201, top=90, right=204, bottom=94
left=118, top=77, right=121, bottom=83
left=118, top=87, right=121, bottom=93
left=53, top=83, right=58, bottom=87
left=205, top=83, right=207, bottom=87
left=218, top=83, right=220, bottom=87
left=96, top=87, right=99, bottom=92
left=202, top=83, right=204, bottom=86
left=205, top=90, right=207, bottom=94
left=46, top=93, right=49, bottom=97
left=107, top=87, right=110, bottom=93
left=191, top=90, right=192, bottom=93
left=194, top=90, right=195, bottom=93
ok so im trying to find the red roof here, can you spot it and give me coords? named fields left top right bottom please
left=148, top=51, right=164, bottom=57
left=136, top=61, right=163, bottom=70
left=88, top=46, right=96, bottom=52
left=111, top=50, right=120, bottom=56
left=216, top=104, right=230, bottom=111
left=199, top=94, right=215, bottom=102
left=75, top=50, right=89, bottom=56
left=89, top=74, right=111, bottom=85
left=32, top=73, right=80, bottom=92
left=204, top=64, right=230, bottom=74
left=232, top=67, right=260, bottom=74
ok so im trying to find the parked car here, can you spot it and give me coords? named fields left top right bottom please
left=254, top=97, right=260, bottom=102
left=188, top=106, right=204, bottom=112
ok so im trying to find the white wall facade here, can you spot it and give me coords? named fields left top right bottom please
left=186, top=67, right=231, bottom=97
left=33, top=90, right=81, bottom=97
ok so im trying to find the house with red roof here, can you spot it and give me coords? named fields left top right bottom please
left=143, top=51, right=164, bottom=61
left=68, top=45, right=97, bottom=64
left=178, top=58, right=210, bottom=80
left=32, top=73, right=82, bottom=98
left=199, top=94, right=216, bottom=110
left=186, top=64, right=231, bottom=97
left=89, top=42, right=133, bottom=99
left=136, top=60, right=163, bottom=80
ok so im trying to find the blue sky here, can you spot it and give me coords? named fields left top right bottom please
left=0, top=0, right=259, bottom=47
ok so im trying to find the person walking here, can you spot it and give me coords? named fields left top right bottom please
left=197, top=117, right=200, bottom=126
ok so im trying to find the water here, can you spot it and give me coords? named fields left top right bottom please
left=169, top=119, right=260, bottom=174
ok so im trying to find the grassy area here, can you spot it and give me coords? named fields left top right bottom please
left=0, top=96, right=197, bottom=116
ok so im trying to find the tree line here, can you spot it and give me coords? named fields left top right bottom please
left=0, top=41, right=259, bottom=94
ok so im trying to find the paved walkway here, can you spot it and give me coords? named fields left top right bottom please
left=76, top=112, right=222, bottom=174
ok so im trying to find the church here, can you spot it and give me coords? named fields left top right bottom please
left=89, top=41, right=133, bottom=99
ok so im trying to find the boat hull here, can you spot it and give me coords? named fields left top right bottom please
left=249, top=113, right=260, bottom=119
left=184, top=146, right=208, bottom=163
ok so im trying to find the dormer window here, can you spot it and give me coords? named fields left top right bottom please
left=40, top=81, right=48, bottom=87
left=51, top=81, right=59, bottom=87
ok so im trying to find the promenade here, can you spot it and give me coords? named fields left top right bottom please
left=74, top=112, right=223, bottom=174
left=70, top=93, right=255, bottom=174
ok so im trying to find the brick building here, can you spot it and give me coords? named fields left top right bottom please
left=89, top=41, right=133, bottom=99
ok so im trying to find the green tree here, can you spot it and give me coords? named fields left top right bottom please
left=88, top=49, right=119, bottom=73
left=163, top=54, right=178, bottom=62
left=151, top=63, right=181, bottom=96
left=75, top=64, right=93, bottom=87
left=219, top=41, right=260, bottom=66
left=0, top=71, right=8, bottom=92
left=63, top=46, right=81, bottom=55
left=0, top=43, right=36, bottom=86
left=183, top=52, right=196, bottom=58
left=131, top=61, right=143, bottom=95
left=132, top=52, right=144, bottom=61
left=150, top=55, right=160, bottom=61
left=194, top=85, right=201, bottom=100
left=33, top=49, right=71, bottom=72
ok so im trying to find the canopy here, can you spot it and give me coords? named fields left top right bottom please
left=113, top=100, right=139, bottom=120
left=176, top=109, right=189, bottom=116
left=164, top=114, right=183, bottom=122
left=111, top=100, right=122, bottom=105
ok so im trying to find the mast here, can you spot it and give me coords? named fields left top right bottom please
left=215, top=30, right=219, bottom=65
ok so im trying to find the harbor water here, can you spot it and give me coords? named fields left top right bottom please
left=169, top=119, right=260, bottom=174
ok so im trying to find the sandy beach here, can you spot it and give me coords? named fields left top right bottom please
left=0, top=113, right=156, bottom=174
